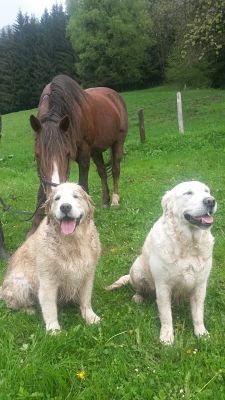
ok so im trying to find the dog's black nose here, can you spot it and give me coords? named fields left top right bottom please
left=203, top=197, right=216, bottom=209
left=60, top=203, right=72, bottom=214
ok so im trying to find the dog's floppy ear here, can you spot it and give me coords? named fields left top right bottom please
left=161, top=190, right=172, bottom=216
left=80, top=188, right=95, bottom=220
left=86, top=193, right=95, bottom=220
left=44, top=191, right=54, bottom=224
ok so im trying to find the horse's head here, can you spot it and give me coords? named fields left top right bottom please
left=30, top=114, right=73, bottom=196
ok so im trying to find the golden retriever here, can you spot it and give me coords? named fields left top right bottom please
left=0, top=183, right=101, bottom=332
left=107, top=181, right=217, bottom=344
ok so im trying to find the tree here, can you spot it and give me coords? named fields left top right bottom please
left=0, top=24, right=21, bottom=114
left=183, top=0, right=225, bottom=59
left=149, top=0, right=176, bottom=79
left=67, top=0, right=153, bottom=89
left=41, top=5, right=75, bottom=79
left=164, top=0, right=215, bottom=88
left=180, top=0, right=225, bottom=88
left=0, top=5, right=76, bottom=114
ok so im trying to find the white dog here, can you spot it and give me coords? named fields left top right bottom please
left=107, top=181, right=217, bottom=344
left=0, top=183, right=101, bottom=332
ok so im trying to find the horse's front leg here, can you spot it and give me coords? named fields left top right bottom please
left=28, top=183, right=46, bottom=236
left=77, top=147, right=91, bottom=193
left=0, top=220, right=7, bottom=259
left=92, top=152, right=110, bottom=207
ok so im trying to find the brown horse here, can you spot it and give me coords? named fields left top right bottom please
left=30, top=74, right=128, bottom=233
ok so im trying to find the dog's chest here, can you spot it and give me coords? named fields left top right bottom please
left=56, top=244, right=96, bottom=279
left=55, top=253, right=94, bottom=301
left=150, top=228, right=214, bottom=291
left=58, top=259, right=86, bottom=287
left=167, top=254, right=211, bottom=292
left=40, top=233, right=100, bottom=300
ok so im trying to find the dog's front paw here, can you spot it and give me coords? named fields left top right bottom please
left=81, top=306, right=101, bottom=325
left=160, top=325, right=174, bottom=345
left=87, top=313, right=101, bottom=325
left=83, top=310, right=100, bottom=325
left=24, top=307, right=36, bottom=315
left=46, top=321, right=61, bottom=334
left=132, top=294, right=144, bottom=304
left=194, top=325, right=209, bottom=338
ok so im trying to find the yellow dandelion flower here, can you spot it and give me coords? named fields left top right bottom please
left=175, top=323, right=183, bottom=332
left=76, top=371, right=86, bottom=380
left=186, top=347, right=193, bottom=354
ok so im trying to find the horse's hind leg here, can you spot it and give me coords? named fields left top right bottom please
left=111, top=141, right=124, bottom=207
left=92, top=152, right=110, bottom=206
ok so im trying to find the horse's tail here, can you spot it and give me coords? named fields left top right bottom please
left=105, top=149, right=113, bottom=178
left=106, top=274, right=130, bottom=291
left=104, top=146, right=126, bottom=178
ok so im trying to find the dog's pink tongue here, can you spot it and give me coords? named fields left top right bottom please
left=60, top=220, right=76, bottom=235
left=202, top=215, right=213, bottom=224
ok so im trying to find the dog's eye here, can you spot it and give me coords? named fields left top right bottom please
left=73, top=194, right=78, bottom=199
left=184, top=191, right=193, bottom=196
left=54, top=195, right=61, bottom=201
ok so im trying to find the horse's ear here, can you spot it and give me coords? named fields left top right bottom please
left=59, top=115, right=70, bottom=133
left=30, top=115, right=41, bottom=134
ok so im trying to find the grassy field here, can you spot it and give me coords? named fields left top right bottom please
left=1, top=86, right=225, bottom=399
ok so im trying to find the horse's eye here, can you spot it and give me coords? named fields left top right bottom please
left=55, top=195, right=61, bottom=201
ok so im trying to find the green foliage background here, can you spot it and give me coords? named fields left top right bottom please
left=0, top=5, right=75, bottom=114
left=1, top=0, right=225, bottom=115
left=67, top=0, right=152, bottom=89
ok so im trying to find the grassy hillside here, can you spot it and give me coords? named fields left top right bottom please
left=0, top=86, right=225, bottom=399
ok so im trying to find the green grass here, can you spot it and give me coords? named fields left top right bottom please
left=1, top=86, right=225, bottom=399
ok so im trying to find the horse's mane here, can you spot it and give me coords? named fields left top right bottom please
left=37, top=75, right=88, bottom=175
left=49, top=75, right=87, bottom=129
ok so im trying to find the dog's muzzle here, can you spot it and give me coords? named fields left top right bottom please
left=58, top=203, right=83, bottom=235
left=60, top=203, right=72, bottom=215
left=203, top=197, right=216, bottom=213
left=184, top=196, right=216, bottom=229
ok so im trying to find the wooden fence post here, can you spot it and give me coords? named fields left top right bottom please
left=177, top=92, right=184, bottom=134
left=138, top=109, right=145, bottom=143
